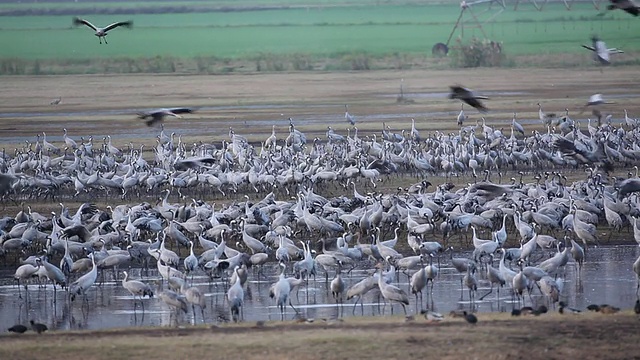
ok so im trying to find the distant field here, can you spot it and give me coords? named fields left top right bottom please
left=0, top=1, right=639, bottom=73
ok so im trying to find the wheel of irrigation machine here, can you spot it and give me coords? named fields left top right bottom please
left=432, top=42, right=449, bottom=57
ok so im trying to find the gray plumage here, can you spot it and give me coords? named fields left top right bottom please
left=377, top=268, right=409, bottom=314
left=159, top=290, right=188, bottom=314
left=449, top=85, right=489, bottom=113
left=69, top=253, right=97, bottom=301
left=582, top=36, right=623, bottom=65
left=616, top=178, right=640, bottom=199
left=138, top=108, right=195, bottom=126
left=606, top=0, right=640, bottom=16
left=227, top=266, right=245, bottom=322
left=122, top=271, right=154, bottom=299
left=0, top=174, right=17, bottom=197
left=73, top=17, right=133, bottom=44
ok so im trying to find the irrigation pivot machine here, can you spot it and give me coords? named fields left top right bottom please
left=432, top=0, right=610, bottom=56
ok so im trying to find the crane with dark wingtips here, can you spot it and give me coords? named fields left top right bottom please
left=449, top=85, right=489, bottom=113
left=73, top=17, right=133, bottom=44
left=138, top=108, right=196, bottom=127
left=582, top=36, right=624, bottom=65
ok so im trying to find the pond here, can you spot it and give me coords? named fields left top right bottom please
left=1, top=245, right=638, bottom=330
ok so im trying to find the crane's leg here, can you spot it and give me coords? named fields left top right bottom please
left=305, top=281, right=309, bottom=304
left=104, top=36, right=108, bottom=45
left=352, top=296, right=358, bottom=315
left=289, top=299, right=299, bottom=315
left=479, top=284, right=493, bottom=301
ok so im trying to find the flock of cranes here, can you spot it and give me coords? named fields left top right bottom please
left=2, top=98, right=640, bottom=330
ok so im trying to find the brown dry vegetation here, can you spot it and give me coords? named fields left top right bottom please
left=1, top=312, right=639, bottom=359
left=2, top=67, right=640, bottom=149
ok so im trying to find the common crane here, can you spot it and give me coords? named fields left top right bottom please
left=73, top=17, right=133, bottom=44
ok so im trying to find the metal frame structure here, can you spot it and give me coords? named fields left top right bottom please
left=432, top=0, right=606, bottom=56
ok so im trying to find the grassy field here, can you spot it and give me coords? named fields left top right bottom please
left=1, top=1, right=639, bottom=74
left=1, top=312, right=639, bottom=359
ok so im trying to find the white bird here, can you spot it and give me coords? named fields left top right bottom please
left=69, top=253, right=97, bottom=302
left=227, top=266, right=245, bottom=322
left=159, top=290, right=188, bottom=317
left=583, top=94, right=614, bottom=112
left=479, top=265, right=505, bottom=301
left=537, top=275, right=561, bottom=306
left=183, top=241, right=198, bottom=279
left=512, top=269, right=529, bottom=305
left=121, top=271, right=154, bottom=311
left=463, top=266, right=478, bottom=303
left=410, top=265, right=427, bottom=311
left=345, top=105, right=356, bottom=125
left=570, top=238, right=585, bottom=274
left=72, top=17, right=133, bottom=44
left=457, top=103, right=467, bottom=126
left=330, top=262, right=346, bottom=306
left=377, top=268, right=409, bottom=315
left=511, top=113, right=525, bottom=135
left=59, top=238, right=73, bottom=278
left=346, top=275, right=378, bottom=315
left=181, top=282, right=206, bottom=324
left=271, top=262, right=298, bottom=320
left=537, top=102, right=556, bottom=126
left=14, top=259, right=41, bottom=297
left=581, top=36, right=624, bottom=65
left=63, top=128, right=78, bottom=150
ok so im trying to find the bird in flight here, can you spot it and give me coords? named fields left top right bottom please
left=73, top=17, right=133, bottom=44
left=602, top=0, right=639, bottom=16
left=580, top=94, right=614, bottom=114
left=448, top=85, right=489, bottom=113
left=137, top=108, right=196, bottom=127
left=581, top=36, right=623, bottom=65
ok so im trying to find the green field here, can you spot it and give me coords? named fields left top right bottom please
left=1, top=1, right=639, bottom=73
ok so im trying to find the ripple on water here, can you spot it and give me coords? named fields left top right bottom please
left=0, top=245, right=637, bottom=331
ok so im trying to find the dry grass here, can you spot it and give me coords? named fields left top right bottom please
left=2, top=67, right=640, bottom=149
left=1, top=312, right=639, bottom=359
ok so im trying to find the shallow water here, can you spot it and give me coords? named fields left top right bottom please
left=1, top=245, right=639, bottom=331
